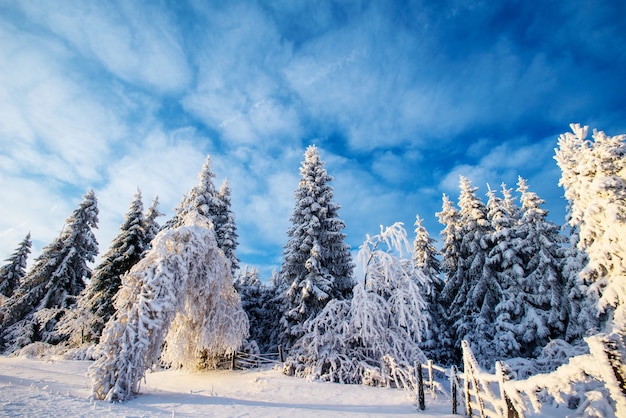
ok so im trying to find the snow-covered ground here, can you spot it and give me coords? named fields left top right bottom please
left=0, top=356, right=458, bottom=417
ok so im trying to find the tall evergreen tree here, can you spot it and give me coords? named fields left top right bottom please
left=278, top=145, right=354, bottom=349
left=0, top=190, right=98, bottom=352
left=555, top=124, right=626, bottom=331
left=441, top=177, right=495, bottom=364
left=516, top=177, right=568, bottom=350
left=0, top=233, right=32, bottom=299
left=165, top=155, right=220, bottom=230
left=412, top=215, right=446, bottom=362
left=563, top=223, right=598, bottom=342
left=486, top=184, right=525, bottom=360
left=143, top=196, right=163, bottom=246
left=436, top=193, right=463, bottom=364
left=69, top=190, right=149, bottom=343
left=215, top=179, right=240, bottom=275
left=413, top=216, right=442, bottom=280
left=165, top=156, right=239, bottom=273
left=437, top=194, right=462, bottom=297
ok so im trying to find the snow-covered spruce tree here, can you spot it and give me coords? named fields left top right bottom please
left=435, top=194, right=463, bottom=363
left=485, top=184, right=526, bottom=360
left=89, top=211, right=248, bottom=402
left=515, top=177, right=568, bottom=351
left=234, top=266, right=276, bottom=352
left=563, top=223, right=599, bottom=342
left=412, top=215, right=446, bottom=362
left=437, top=194, right=462, bottom=283
left=278, top=145, right=354, bottom=349
left=62, top=190, right=149, bottom=345
left=555, top=124, right=626, bottom=331
left=0, top=191, right=98, bottom=352
left=165, top=155, right=220, bottom=230
left=440, top=177, right=496, bottom=365
left=284, top=223, right=428, bottom=389
left=143, top=196, right=163, bottom=246
left=0, top=233, right=31, bottom=299
left=215, top=179, right=240, bottom=275
left=164, top=156, right=239, bottom=273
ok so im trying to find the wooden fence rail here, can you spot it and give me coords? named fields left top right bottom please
left=228, top=345, right=285, bottom=370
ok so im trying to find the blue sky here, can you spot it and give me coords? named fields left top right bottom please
left=1, top=0, right=625, bottom=279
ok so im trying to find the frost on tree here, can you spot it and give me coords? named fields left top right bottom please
left=437, top=194, right=462, bottom=283
left=278, top=145, right=354, bottom=349
left=555, top=124, right=626, bottom=331
left=284, top=223, right=429, bottom=390
left=62, top=190, right=153, bottom=345
left=89, top=211, right=248, bottom=402
left=0, top=191, right=98, bottom=353
left=435, top=193, right=464, bottom=363
left=0, top=233, right=31, bottom=300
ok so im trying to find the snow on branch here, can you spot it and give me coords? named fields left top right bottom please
left=284, top=223, right=430, bottom=391
left=89, top=212, right=248, bottom=402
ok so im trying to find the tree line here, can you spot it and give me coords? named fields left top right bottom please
left=0, top=124, right=624, bottom=396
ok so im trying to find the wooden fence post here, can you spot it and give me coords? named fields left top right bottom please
left=231, top=351, right=236, bottom=370
left=278, top=345, right=285, bottom=362
left=496, top=361, right=519, bottom=418
left=414, top=361, right=425, bottom=410
left=463, top=355, right=472, bottom=417
left=427, top=360, right=434, bottom=396
left=450, top=365, right=458, bottom=415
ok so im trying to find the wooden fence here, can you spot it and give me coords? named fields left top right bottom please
left=413, top=336, right=626, bottom=417
left=220, top=337, right=625, bottom=417
left=411, top=342, right=519, bottom=417
left=223, top=345, right=285, bottom=371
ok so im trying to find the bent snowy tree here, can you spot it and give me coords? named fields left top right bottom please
left=89, top=211, right=248, bottom=402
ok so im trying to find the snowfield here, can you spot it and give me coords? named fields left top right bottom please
left=0, top=356, right=459, bottom=417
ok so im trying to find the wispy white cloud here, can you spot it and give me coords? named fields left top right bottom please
left=182, top=2, right=300, bottom=148
left=0, top=19, right=129, bottom=184
left=13, top=0, right=192, bottom=93
left=95, top=127, right=209, bottom=252
left=0, top=176, right=72, bottom=258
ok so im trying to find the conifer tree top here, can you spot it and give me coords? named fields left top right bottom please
left=0, top=233, right=32, bottom=298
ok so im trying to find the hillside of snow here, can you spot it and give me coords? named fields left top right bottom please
left=0, top=356, right=459, bottom=417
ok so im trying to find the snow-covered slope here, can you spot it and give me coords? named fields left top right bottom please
left=0, top=356, right=457, bottom=417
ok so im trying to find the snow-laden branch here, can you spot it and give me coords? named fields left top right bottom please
left=89, top=212, right=248, bottom=402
